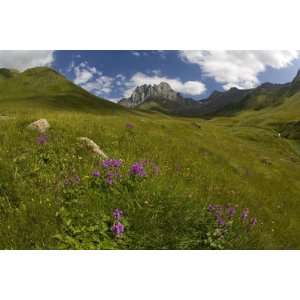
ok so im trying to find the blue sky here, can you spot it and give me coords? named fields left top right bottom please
left=1, top=50, right=300, bottom=102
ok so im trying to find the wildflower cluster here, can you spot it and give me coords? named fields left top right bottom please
left=208, top=203, right=257, bottom=229
left=100, top=159, right=123, bottom=185
left=126, top=123, right=134, bottom=129
left=130, top=162, right=146, bottom=177
left=111, top=208, right=125, bottom=237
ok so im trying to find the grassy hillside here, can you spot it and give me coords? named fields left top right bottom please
left=0, top=67, right=123, bottom=116
left=0, top=68, right=300, bottom=249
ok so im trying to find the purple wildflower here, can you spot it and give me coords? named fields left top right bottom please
left=227, top=206, right=236, bottom=218
left=92, top=170, right=101, bottom=177
left=126, top=123, right=134, bottom=129
left=36, top=135, right=48, bottom=145
left=207, top=204, right=215, bottom=212
left=105, top=172, right=114, bottom=185
left=216, top=215, right=225, bottom=227
left=113, top=208, right=123, bottom=220
left=130, top=162, right=146, bottom=177
left=241, top=208, right=250, bottom=221
left=250, top=217, right=257, bottom=228
left=102, top=159, right=122, bottom=169
left=111, top=222, right=125, bottom=236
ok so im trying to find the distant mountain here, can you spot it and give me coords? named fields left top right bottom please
left=119, top=70, right=300, bottom=117
left=119, top=82, right=196, bottom=113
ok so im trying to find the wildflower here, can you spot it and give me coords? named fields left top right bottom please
left=130, top=162, right=146, bottom=177
left=36, top=135, right=48, bottom=145
left=102, top=159, right=122, bottom=169
left=113, top=208, right=123, bottom=220
left=92, top=170, right=101, bottom=177
left=216, top=215, right=225, bottom=227
left=105, top=172, right=114, bottom=185
left=126, top=123, right=134, bottom=129
left=241, top=208, right=250, bottom=221
left=227, top=206, right=236, bottom=218
left=250, top=217, right=257, bottom=228
left=207, top=204, right=215, bottom=212
left=111, top=222, right=125, bottom=236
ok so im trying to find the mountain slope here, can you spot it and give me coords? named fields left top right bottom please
left=186, top=70, right=300, bottom=118
left=0, top=67, right=123, bottom=115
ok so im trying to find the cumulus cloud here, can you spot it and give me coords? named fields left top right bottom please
left=73, top=61, right=98, bottom=85
left=180, top=50, right=300, bottom=90
left=81, top=75, right=114, bottom=95
left=70, top=61, right=115, bottom=96
left=123, top=72, right=206, bottom=97
left=115, top=74, right=127, bottom=86
left=0, top=50, right=55, bottom=71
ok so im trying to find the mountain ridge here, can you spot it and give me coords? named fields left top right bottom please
left=119, top=69, right=300, bottom=116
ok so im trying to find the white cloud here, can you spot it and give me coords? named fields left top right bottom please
left=69, top=61, right=115, bottom=96
left=0, top=50, right=55, bottom=71
left=151, top=69, right=162, bottom=76
left=123, top=72, right=206, bottom=97
left=180, top=50, right=300, bottom=90
left=115, top=74, right=126, bottom=86
left=81, top=75, right=114, bottom=95
left=73, top=61, right=99, bottom=85
left=116, top=74, right=126, bottom=81
left=132, top=51, right=141, bottom=57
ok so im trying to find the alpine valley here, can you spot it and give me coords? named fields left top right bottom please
left=0, top=66, right=300, bottom=249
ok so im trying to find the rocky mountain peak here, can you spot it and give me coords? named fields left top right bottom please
left=119, top=82, right=183, bottom=107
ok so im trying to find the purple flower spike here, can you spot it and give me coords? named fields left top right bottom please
left=102, top=159, right=122, bottom=169
left=113, top=208, right=123, bottom=220
left=130, top=162, right=146, bottom=177
left=105, top=173, right=114, bottom=185
left=250, top=217, right=257, bottom=227
left=36, top=135, right=48, bottom=145
left=126, top=123, right=134, bottom=129
left=241, top=208, right=250, bottom=221
left=227, top=206, right=236, bottom=218
left=92, top=170, right=101, bottom=177
left=207, top=204, right=215, bottom=212
left=216, top=215, right=225, bottom=227
left=111, top=222, right=125, bottom=236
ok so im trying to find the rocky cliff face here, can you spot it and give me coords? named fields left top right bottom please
left=119, top=82, right=185, bottom=107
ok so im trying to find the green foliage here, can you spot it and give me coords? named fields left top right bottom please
left=0, top=67, right=300, bottom=249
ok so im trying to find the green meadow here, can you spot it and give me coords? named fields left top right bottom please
left=0, top=67, right=300, bottom=249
